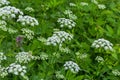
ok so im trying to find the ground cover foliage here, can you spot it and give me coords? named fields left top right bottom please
left=0, top=0, right=120, bottom=80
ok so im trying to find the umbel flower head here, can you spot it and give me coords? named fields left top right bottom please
left=0, top=65, right=8, bottom=78
left=21, top=28, right=34, bottom=40
left=25, top=7, right=34, bottom=12
left=15, top=51, right=34, bottom=63
left=0, top=0, right=10, bottom=7
left=57, top=18, right=76, bottom=29
left=64, top=61, right=80, bottom=73
left=0, top=52, right=7, bottom=63
left=7, top=63, right=27, bottom=76
left=64, top=10, right=77, bottom=20
left=0, top=6, right=23, bottom=19
left=46, top=31, right=73, bottom=46
left=17, top=15, right=39, bottom=26
left=0, top=20, right=7, bottom=31
left=91, top=38, right=113, bottom=51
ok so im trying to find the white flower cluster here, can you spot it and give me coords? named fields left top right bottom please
left=64, top=10, right=77, bottom=20
left=0, top=20, right=18, bottom=34
left=0, top=0, right=10, bottom=7
left=91, top=38, right=113, bottom=51
left=0, top=65, right=8, bottom=78
left=57, top=18, right=76, bottom=29
left=64, top=61, right=80, bottom=73
left=0, top=6, right=23, bottom=19
left=69, top=3, right=76, bottom=7
left=91, top=0, right=98, bottom=4
left=15, top=52, right=34, bottom=63
left=75, top=52, right=88, bottom=59
left=0, top=20, right=7, bottom=31
left=7, top=63, right=27, bottom=76
left=59, top=47, right=71, bottom=54
left=55, top=71, right=65, bottom=79
left=0, top=52, right=7, bottom=63
left=21, top=28, right=34, bottom=40
left=91, top=0, right=106, bottom=9
left=95, top=56, right=104, bottom=63
left=98, top=4, right=106, bottom=9
left=37, top=36, right=47, bottom=43
left=40, top=52, right=48, bottom=60
left=7, top=28, right=18, bottom=34
left=25, top=7, right=34, bottom=12
left=46, top=31, right=73, bottom=46
left=17, top=15, right=39, bottom=26
left=112, top=69, right=120, bottom=76
left=80, top=2, right=88, bottom=6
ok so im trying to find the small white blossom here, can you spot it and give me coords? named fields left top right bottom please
left=40, top=52, right=48, bottom=60
left=80, top=2, right=88, bottom=6
left=7, top=28, right=18, bottom=34
left=15, top=52, right=34, bottom=63
left=98, top=4, right=106, bottom=9
left=7, top=63, right=27, bottom=76
left=17, top=15, right=39, bottom=26
left=46, top=31, right=73, bottom=46
left=64, top=10, right=77, bottom=20
left=64, top=61, right=80, bottom=73
left=25, top=7, right=34, bottom=12
left=0, top=6, right=23, bottom=19
left=55, top=71, right=65, bottom=79
left=0, top=52, right=7, bottom=63
left=79, top=53, right=88, bottom=59
left=37, top=36, right=47, bottom=43
left=112, top=69, right=120, bottom=76
left=91, top=0, right=98, bottom=4
left=91, top=38, right=113, bottom=51
left=57, top=18, right=76, bottom=29
left=69, top=3, right=76, bottom=7
left=59, top=47, right=71, bottom=54
left=21, top=28, right=34, bottom=40
left=75, top=52, right=88, bottom=59
left=95, top=56, right=104, bottom=63
left=0, top=65, right=8, bottom=78
left=0, top=0, right=10, bottom=7
left=0, top=20, right=7, bottom=31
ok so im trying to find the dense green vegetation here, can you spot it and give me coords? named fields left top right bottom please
left=1, top=0, right=120, bottom=80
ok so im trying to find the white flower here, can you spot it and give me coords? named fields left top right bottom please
left=37, top=36, right=47, bottom=43
left=98, top=4, right=106, bottom=9
left=17, top=15, right=39, bottom=26
left=39, top=52, right=48, bottom=60
left=91, top=38, right=113, bottom=51
left=7, top=28, right=18, bottom=34
left=0, top=0, right=10, bottom=7
left=7, top=63, right=27, bottom=76
left=15, top=52, right=34, bottom=63
left=55, top=71, right=65, bottom=79
left=64, top=61, right=80, bottom=73
left=57, top=18, right=76, bottom=29
left=91, top=0, right=98, bottom=4
left=95, top=56, right=104, bottom=63
left=46, top=31, right=73, bottom=46
left=21, top=28, right=34, bottom=40
left=80, top=2, right=88, bottom=6
left=69, top=3, right=76, bottom=7
left=64, top=10, right=77, bottom=20
left=59, top=47, right=71, bottom=54
left=112, top=69, right=120, bottom=76
left=0, top=65, right=8, bottom=78
left=0, top=6, right=23, bottom=19
left=25, top=7, right=34, bottom=12
left=0, top=52, right=7, bottom=63
left=0, top=20, right=7, bottom=31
